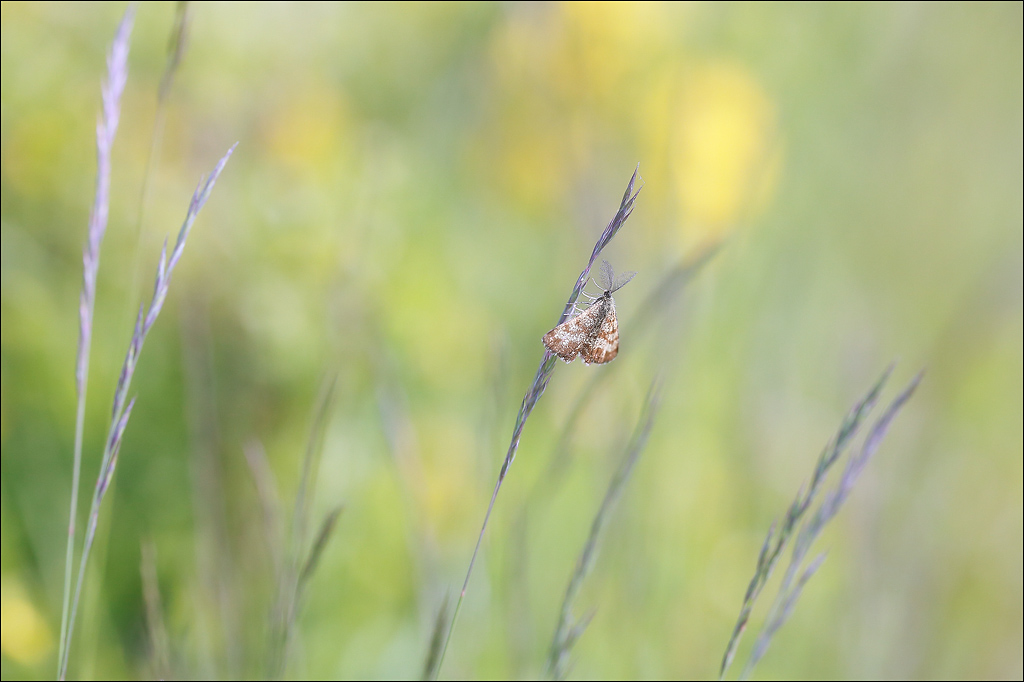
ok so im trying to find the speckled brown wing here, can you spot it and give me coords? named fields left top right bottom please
left=580, top=299, right=618, bottom=365
left=543, top=302, right=605, bottom=363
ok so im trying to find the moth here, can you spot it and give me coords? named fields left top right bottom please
left=543, top=260, right=636, bottom=365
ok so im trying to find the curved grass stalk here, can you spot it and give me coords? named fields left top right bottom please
left=719, top=367, right=923, bottom=680
left=57, top=8, right=135, bottom=677
left=59, top=144, right=236, bottom=680
left=429, top=166, right=644, bottom=680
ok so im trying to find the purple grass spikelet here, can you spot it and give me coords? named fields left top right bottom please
left=719, top=368, right=922, bottom=680
left=59, top=7, right=136, bottom=678
left=60, top=143, right=236, bottom=680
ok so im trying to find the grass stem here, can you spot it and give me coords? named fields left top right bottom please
left=431, top=166, right=643, bottom=679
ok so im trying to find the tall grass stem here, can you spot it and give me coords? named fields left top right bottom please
left=59, top=143, right=235, bottom=680
left=547, top=380, right=662, bottom=679
left=739, top=370, right=923, bottom=679
left=270, top=373, right=340, bottom=678
left=58, top=8, right=135, bottom=678
left=432, top=166, right=643, bottom=679
left=717, top=367, right=922, bottom=680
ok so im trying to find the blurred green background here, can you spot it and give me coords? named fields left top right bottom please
left=1, top=2, right=1021, bottom=679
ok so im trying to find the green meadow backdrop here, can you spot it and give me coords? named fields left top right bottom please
left=1, top=2, right=1021, bottom=679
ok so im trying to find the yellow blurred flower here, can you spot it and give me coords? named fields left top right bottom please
left=555, top=1, right=669, bottom=103
left=671, top=62, right=781, bottom=240
left=0, top=577, right=52, bottom=667
left=482, top=3, right=674, bottom=210
left=262, top=86, right=349, bottom=178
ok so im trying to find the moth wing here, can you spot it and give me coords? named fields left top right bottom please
left=611, top=270, right=637, bottom=292
left=581, top=300, right=619, bottom=365
left=598, top=260, right=615, bottom=291
left=543, top=304, right=604, bottom=363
